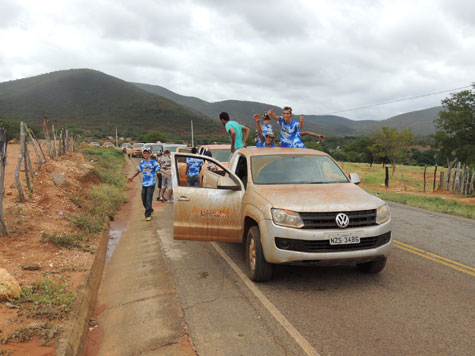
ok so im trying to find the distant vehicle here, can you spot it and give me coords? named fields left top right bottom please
left=103, top=142, right=115, bottom=148
left=149, top=144, right=163, bottom=160
left=162, top=143, right=187, bottom=153
left=199, top=144, right=232, bottom=165
left=90, top=142, right=101, bottom=147
left=121, top=143, right=132, bottom=153
left=176, top=146, right=192, bottom=154
left=131, top=143, right=145, bottom=158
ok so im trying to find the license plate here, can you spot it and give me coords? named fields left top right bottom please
left=329, top=233, right=360, bottom=245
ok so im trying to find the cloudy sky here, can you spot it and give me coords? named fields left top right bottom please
left=0, top=0, right=473, bottom=120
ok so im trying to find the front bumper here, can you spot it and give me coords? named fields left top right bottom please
left=258, top=218, right=392, bottom=264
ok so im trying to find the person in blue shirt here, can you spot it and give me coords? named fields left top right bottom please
left=128, top=149, right=162, bottom=221
left=185, top=147, right=203, bottom=187
left=267, top=107, right=325, bottom=148
left=254, top=112, right=274, bottom=147
left=254, top=113, right=276, bottom=147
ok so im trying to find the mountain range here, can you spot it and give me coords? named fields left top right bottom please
left=0, top=69, right=442, bottom=138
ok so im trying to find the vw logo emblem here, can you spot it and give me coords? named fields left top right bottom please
left=335, top=213, right=349, bottom=228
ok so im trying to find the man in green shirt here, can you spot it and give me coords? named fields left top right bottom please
left=219, top=112, right=250, bottom=153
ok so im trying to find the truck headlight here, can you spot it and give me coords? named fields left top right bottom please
left=376, top=204, right=390, bottom=224
left=271, top=209, right=304, bottom=228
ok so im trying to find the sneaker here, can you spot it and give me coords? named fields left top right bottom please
left=162, top=197, right=167, bottom=202
left=156, top=197, right=162, bottom=201
left=167, top=199, right=174, bottom=203
left=145, top=217, right=151, bottom=221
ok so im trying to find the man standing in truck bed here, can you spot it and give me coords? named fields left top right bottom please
left=219, top=112, right=250, bottom=154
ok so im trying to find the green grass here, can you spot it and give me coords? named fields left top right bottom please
left=364, top=187, right=475, bottom=219
left=69, top=147, right=127, bottom=233
left=40, top=232, right=83, bottom=249
left=17, top=274, right=75, bottom=317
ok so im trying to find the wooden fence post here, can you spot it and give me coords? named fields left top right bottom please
left=14, top=122, right=26, bottom=202
left=23, top=134, right=33, bottom=193
left=432, top=164, right=438, bottom=192
left=43, top=118, right=53, bottom=159
left=26, top=126, right=44, bottom=169
left=385, top=167, right=389, bottom=188
left=0, top=128, right=9, bottom=236
left=423, top=165, right=427, bottom=193
left=440, top=171, right=445, bottom=192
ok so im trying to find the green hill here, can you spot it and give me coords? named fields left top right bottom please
left=0, top=69, right=223, bottom=138
left=134, top=82, right=442, bottom=136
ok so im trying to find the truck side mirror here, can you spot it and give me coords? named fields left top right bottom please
left=349, top=173, right=360, bottom=185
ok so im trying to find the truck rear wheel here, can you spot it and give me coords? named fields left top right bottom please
left=246, top=226, right=272, bottom=282
left=356, top=257, right=387, bottom=273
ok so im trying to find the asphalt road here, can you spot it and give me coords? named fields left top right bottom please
left=154, top=199, right=475, bottom=356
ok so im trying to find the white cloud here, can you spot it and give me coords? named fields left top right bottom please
left=0, top=0, right=473, bottom=121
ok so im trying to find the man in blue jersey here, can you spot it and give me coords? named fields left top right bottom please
left=185, top=147, right=203, bottom=187
left=267, top=107, right=325, bottom=148
left=219, top=112, right=250, bottom=153
left=128, top=149, right=162, bottom=221
left=254, top=113, right=276, bottom=147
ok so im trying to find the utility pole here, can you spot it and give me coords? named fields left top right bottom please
left=191, top=120, right=194, bottom=147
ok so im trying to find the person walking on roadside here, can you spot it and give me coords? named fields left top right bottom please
left=128, top=148, right=161, bottom=221
left=219, top=112, right=250, bottom=154
left=185, top=147, right=203, bottom=187
left=157, top=150, right=173, bottom=202
left=254, top=113, right=276, bottom=147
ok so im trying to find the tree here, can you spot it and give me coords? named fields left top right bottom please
left=144, top=130, right=167, bottom=143
left=433, top=85, right=475, bottom=165
left=370, top=127, right=414, bottom=175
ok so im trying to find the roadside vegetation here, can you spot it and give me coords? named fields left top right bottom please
left=69, top=147, right=127, bottom=235
left=364, top=187, right=474, bottom=219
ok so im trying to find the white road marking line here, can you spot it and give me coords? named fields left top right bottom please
left=211, top=242, right=322, bottom=356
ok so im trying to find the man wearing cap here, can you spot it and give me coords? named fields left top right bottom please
left=254, top=113, right=276, bottom=147
left=128, top=148, right=161, bottom=221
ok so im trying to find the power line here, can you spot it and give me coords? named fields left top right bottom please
left=322, top=85, right=472, bottom=115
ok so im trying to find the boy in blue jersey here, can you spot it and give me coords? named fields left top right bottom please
left=185, top=147, right=203, bottom=187
left=254, top=113, right=276, bottom=147
left=254, top=112, right=274, bottom=147
left=128, top=149, right=162, bottom=221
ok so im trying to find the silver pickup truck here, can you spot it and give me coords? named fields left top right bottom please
left=171, top=147, right=392, bottom=282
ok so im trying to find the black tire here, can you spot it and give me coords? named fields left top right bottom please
left=356, top=257, right=387, bottom=273
left=246, top=226, right=272, bottom=282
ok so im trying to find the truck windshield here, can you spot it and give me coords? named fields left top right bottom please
left=251, top=155, right=349, bottom=184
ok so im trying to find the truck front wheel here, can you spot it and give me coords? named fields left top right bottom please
left=246, top=226, right=272, bottom=282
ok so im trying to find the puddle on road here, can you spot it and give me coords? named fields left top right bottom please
left=106, top=185, right=136, bottom=263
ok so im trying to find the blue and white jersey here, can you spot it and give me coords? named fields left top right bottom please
left=256, top=123, right=273, bottom=147
left=292, top=131, right=306, bottom=148
left=186, top=157, right=203, bottom=177
left=279, top=117, right=301, bottom=148
left=138, top=159, right=161, bottom=187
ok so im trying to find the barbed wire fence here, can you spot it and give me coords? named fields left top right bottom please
left=0, top=119, right=80, bottom=237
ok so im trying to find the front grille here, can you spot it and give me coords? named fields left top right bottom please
left=275, top=232, right=391, bottom=253
left=299, top=209, right=377, bottom=229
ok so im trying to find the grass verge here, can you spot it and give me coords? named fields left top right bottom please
left=364, top=187, right=475, bottom=219
left=71, top=147, right=127, bottom=233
